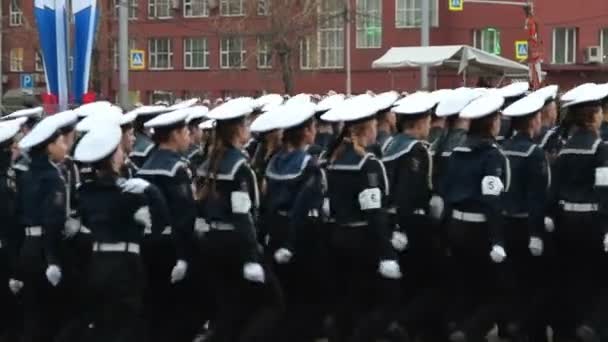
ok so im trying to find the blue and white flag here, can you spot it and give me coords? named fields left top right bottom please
left=72, top=0, right=98, bottom=104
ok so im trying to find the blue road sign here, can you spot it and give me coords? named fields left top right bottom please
left=20, top=74, right=33, bottom=89
left=449, top=0, right=463, bottom=11
left=515, top=40, right=528, bottom=60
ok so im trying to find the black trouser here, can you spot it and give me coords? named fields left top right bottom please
left=85, top=250, right=145, bottom=342
left=201, top=230, right=283, bottom=342
left=0, top=245, right=21, bottom=341
left=444, top=219, right=501, bottom=342
left=330, top=225, right=400, bottom=342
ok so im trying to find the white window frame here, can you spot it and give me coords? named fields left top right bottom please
left=10, top=48, right=24, bottom=72
left=184, top=37, right=210, bottom=70
left=300, top=37, right=318, bottom=70
left=258, top=0, right=269, bottom=15
left=9, top=0, right=23, bottom=27
left=552, top=27, right=577, bottom=65
left=395, top=0, right=439, bottom=28
left=601, top=28, right=608, bottom=64
left=115, top=0, right=138, bottom=19
left=356, top=0, right=382, bottom=49
left=148, top=0, right=172, bottom=19
left=184, top=0, right=209, bottom=18
left=114, top=39, right=137, bottom=70
left=220, top=0, right=244, bottom=16
left=257, top=36, right=272, bottom=69
left=35, top=51, right=44, bottom=72
left=319, top=0, right=344, bottom=69
left=148, top=38, right=173, bottom=70
left=220, top=36, right=246, bottom=69
left=472, top=28, right=500, bottom=54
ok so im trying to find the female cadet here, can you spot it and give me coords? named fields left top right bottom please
left=260, top=101, right=327, bottom=341
left=17, top=114, right=69, bottom=342
left=369, top=91, right=399, bottom=158
left=73, top=124, right=157, bottom=342
left=500, top=94, right=552, bottom=341
left=442, top=93, right=510, bottom=342
left=250, top=111, right=283, bottom=190
left=381, top=92, right=443, bottom=342
left=184, top=106, right=209, bottom=174
left=550, top=85, right=608, bottom=342
left=197, top=99, right=282, bottom=341
left=321, top=96, right=401, bottom=342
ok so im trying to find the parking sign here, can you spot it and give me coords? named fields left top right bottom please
left=20, top=74, right=33, bottom=89
left=130, top=50, right=146, bottom=70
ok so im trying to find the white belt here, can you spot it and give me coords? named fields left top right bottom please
left=209, top=222, right=235, bottom=231
left=144, top=226, right=172, bottom=235
left=341, top=221, right=368, bottom=228
left=387, top=207, right=426, bottom=215
left=25, top=226, right=42, bottom=237
left=93, top=242, right=140, bottom=254
left=452, top=210, right=487, bottom=223
left=278, top=210, right=320, bottom=218
left=561, top=201, right=598, bottom=213
left=504, top=212, right=529, bottom=218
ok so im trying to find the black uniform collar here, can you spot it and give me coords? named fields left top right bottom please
left=328, top=142, right=375, bottom=171
left=266, top=148, right=311, bottom=180
left=559, top=129, right=601, bottom=156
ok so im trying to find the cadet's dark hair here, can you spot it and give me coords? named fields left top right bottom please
left=152, top=122, right=187, bottom=145
left=469, top=112, right=500, bottom=138
left=330, top=120, right=370, bottom=163
left=396, top=113, right=430, bottom=132
left=283, top=118, right=314, bottom=148
left=29, top=131, right=62, bottom=156
left=92, top=152, right=119, bottom=180
left=570, top=102, right=602, bottom=131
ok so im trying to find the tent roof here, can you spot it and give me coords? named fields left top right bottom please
left=372, top=45, right=529, bottom=77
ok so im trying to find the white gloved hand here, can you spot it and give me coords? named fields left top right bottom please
left=429, top=195, right=445, bottom=220
left=390, top=231, right=408, bottom=252
left=603, top=233, right=608, bottom=253
left=45, top=265, right=62, bottom=287
left=529, top=237, right=544, bottom=256
left=273, top=248, right=293, bottom=264
left=170, top=260, right=188, bottom=284
left=120, top=178, right=150, bottom=194
left=8, top=279, right=23, bottom=295
left=194, top=218, right=209, bottom=237
left=544, top=217, right=555, bottom=233
left=490, top=245, right=507, bottom=263
left=134, top=206, right=152, bottom=230
left=378, top=260, right=402, bottom=279
left=63, top=217, right=81, bottom=239
left=243, top=262, right=265, bottom=283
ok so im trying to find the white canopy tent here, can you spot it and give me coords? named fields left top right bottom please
left=372, top=45, right=529, bottom=80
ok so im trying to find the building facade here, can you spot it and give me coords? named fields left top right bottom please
left=2, top=0, right=608, bottom=104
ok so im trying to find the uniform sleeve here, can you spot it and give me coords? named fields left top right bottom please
left=163, top=169, right=196, bottom=261
left=526, top=148, right=550, bottom=238
left=361, top=158, right=396, bottom=260
left=143, top=183, right=172, bottom=236
left=481, top=149, right=507, bottom=247
left=41, top=174, right=67, bottom=266
left=594, top=143, right=608, bottom=234
left=232, top=164, right=261, bottom=262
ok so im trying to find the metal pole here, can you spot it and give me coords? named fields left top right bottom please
left=345, top=0, right=352, bottom=95
left=420, top=0, right=430, bottom=90
left=118, top=0, right=129, bottom=108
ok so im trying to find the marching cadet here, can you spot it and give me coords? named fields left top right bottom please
left=249, top=110, right=283, bottom=189
left=531, top=86, right=562, bottom=163
left=550, top=84, right=608, bottom=342
left=16, top=114, right=70, bottom=342
left=197, top=99, right=282, bottom=341
left=496, top=82, right=529, bottom=143
left=321, top=96, right=401, bottom=342
left=442, top=93, right=509, bottom=342
left=382, top=92, right=444, bottom=342
left=5, top=107, right=44, bottom=177
left=427, top=89, right=453, bottom=146
left=601, top=87, right=608, bottom=141
left=500, top=94, right=552, bottom=341
left=259, top=101, right=326, bottom=341
left=73, top=124, right=156, bottom=342
left=184, top=106, right=210, bottom=174
left=129, top=105, right=169, bottom=170
left=370, top=91, right=399, bottom=158
left=309, top=94, right=345, bottom=159
left=136, top=109, right=198, bottom=342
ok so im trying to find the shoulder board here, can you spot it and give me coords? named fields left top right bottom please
left=328, top=152, right=375, bottom=171
left=197, top=148, right=248, bottom=181
left=382, top=135, right=419, bottom=162
left=266, top=152, right=312, bottom=181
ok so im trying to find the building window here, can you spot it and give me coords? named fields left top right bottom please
left=257, top=36, right=272, bottom=69
left=220, top=36, right=246, bottom=69
left=9, top=0, right=23, bottom=26
left=319, top=0, right=344, bottom=69
left=473, top=28, right=501, bottom=55
left=300, top=36, right=318, bottom=70
left=184, top=0, right=208, bottom=17
left=114, top=39, right=137, bottom=70
left=220, top=0, right=244, bottom=16
left=258, top=0, right=269, bottom=15
left=184, top=38, right=209, bottom=69
left=601, top=28, right=608, bottom=63
left=35, top=51, right=44, bottom=72
left=356, top=0, right=382, bottom=48
left=148, top=0, right=171, bottom=19
left=115, top=0, right=138, bottom=19
left=148, top=38, right=173, bottom=69
left=552, top=27, right=577, bottom=64
left=396, top=0, right=438, bottom=28
left=10, top=48, right=24, bottom=72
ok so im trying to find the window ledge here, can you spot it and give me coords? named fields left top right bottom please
left=148, top=67, right=174, bottom=70
left=184, top=67, right=210, bottom=70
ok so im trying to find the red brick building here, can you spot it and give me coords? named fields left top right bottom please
left=2, top=0, right=608, bottom=104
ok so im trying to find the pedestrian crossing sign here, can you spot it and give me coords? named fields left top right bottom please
left=449, top=0, right=463, bottom=11
left=515, top=41, right=528, bottom=60
left=130, top=50, right=145, bottom=70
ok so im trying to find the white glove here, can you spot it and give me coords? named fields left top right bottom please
left=529, top=237, right=544, bottom=256
left=194, top=218, right=209, bottom=237
left=243, top=262, right=265, bottom=283
left=63, top=217, right=81, bottom=239
left=273, top=248, right=293, bottom=264
left=603, top=233, right=608, bottom=253
left=120, top=178, right=150, bottom=194
left=490, top=245, right=507, bottom=263
left=134, top=206, right=152, bottom=230
left=429, top=195, right=445, bottom=220
left=544, top=217, right=555, bottom=233
left=170, top=260, right=188, bottom=284
left=390, top=231, right=408, bottom=252
left=45, top=265, right=62, bottom=287
left=8, top=279, right=23, bottom=295
left=378, top=260, right=402, bottom=279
